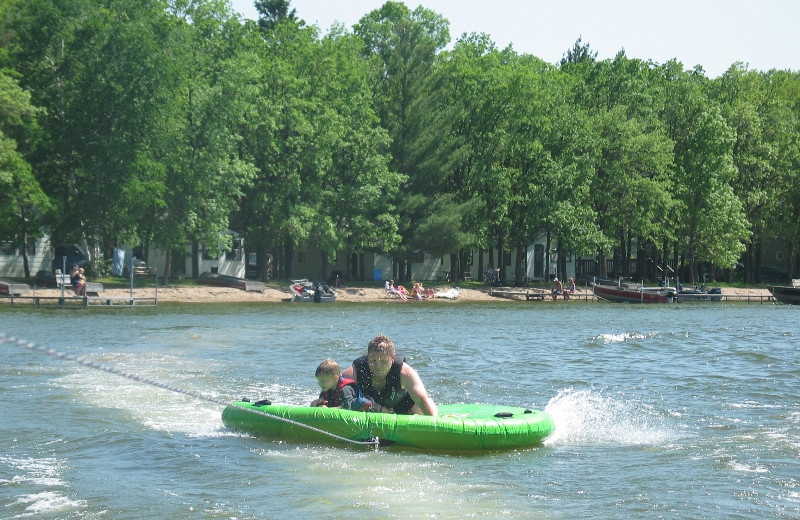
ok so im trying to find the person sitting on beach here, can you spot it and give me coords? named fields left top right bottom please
left=551, top=277, right=563, bottom=301
left=342, top=334, right=438, bottom=416
left=310, top=359, right=380, bottom=412
left=410, top=282, right=425, bottom=301
left=386, top=279, right=408, bottom=301
left=563, top=277, right=576, bottom=300
left=70, top=266, right=87, bottom=296
left=485, top=263, right=499, bottom=283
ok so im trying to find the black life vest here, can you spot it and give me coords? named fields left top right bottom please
left=352, top=354, right=415, bottom=413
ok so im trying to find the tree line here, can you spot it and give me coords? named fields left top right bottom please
left=1, top=0, right=798, bottom=284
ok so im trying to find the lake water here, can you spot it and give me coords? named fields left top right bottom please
left=1, top=300, right=798, bottom=519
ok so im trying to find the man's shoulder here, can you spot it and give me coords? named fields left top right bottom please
left=399, top=361, right=419, bottom=376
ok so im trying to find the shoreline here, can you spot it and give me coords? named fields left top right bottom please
left=17, top=284, right=772, bottom=304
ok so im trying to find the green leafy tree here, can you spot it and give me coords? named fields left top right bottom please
left=254, top=0, right=298, bottom=31
left=151, top=0, right=256, bottom=281
left=657, top=61, right=747, bottom=283
left=712, top=65, right=795, bottom=282
left=355, top=1, right=470, bottom=281
left=766, top=70, right=800, bottom=279
left=568, top=51, right=675, bottom=278
left=436, top=35, right=517, bottom=278
left=234, top=17, right=403, bottom=281
left=0, top=70, right=50, bottom=277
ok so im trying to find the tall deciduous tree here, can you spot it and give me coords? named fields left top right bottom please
left=766, top=70, right=800, bottom=280
left=657, top=61, right=747, bottom=283
left=567, top=51, right=675, bottom=278
left=0, top=70, right=50, bottom=277
left=234, top=15, right=402, bottom=281
left=712, top=64, right=793, bottom=282
left=356, top=1, right=473, bottom=280
left=153, top=0, right=255, bottom=281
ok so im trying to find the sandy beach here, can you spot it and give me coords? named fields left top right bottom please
left=19, top=283, right=771, bottom=303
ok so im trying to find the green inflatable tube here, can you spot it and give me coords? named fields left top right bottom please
left=222, top=402, right=554, bottom=451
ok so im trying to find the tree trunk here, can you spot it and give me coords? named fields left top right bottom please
left=598, top=249, right=607, bottom=278
left=497, top=237, right=505, bottom=281
left=321, top=250, right=329, bottom=281
left=256, top=242, right=270, bottom=281
left=515, top=245, right=526, bottom=286
left=284, top=244, right=294, bottom=279
left=745, top=244, right=754, bottom=284
left=754, top=240, right=762, bottom=284
left=545, top=233, right=552, bottom=279
left=191, top=240, right=200, bottom=279
left=162, top=246, right=172, bottom=286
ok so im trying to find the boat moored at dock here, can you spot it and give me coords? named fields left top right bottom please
left=768, top=281, right=800, bottom=305
left=593, top=281, right=676, bottom=303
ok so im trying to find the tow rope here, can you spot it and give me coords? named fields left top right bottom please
left=1, top=332, right=380, bottom=448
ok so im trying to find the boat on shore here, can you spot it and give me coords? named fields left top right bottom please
left=222, top=401, right=554, bottom=451
left=768, top=281, right=800, bottom=305
left=289, top=279, right=336, bottom=303
left=593, top=281, right=676, bottom=303
left=0, top=279, right=30, bottom=296
left=198, top=271, right=264, bottom=292
left=678, top=285, right=722, bottom=302
left=32, top=270, right=70, bottom=288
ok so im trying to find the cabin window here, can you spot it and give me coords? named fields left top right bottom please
left=0, top=242, right=14, bottom=255
left=231, top=238, right=243, bottom=260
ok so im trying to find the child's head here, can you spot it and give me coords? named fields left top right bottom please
left=315, top=359, right=341, bottom=392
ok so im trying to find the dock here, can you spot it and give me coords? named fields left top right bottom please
left=676, top=293, right=774, bottom=303
left=0, top=294, right=157, bottom=307
left=488, top=286, right=775, bottom=304
left=488, top=287, right=595, bottom=301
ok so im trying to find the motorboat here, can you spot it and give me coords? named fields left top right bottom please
left=677, top=285, right=722, bottom=302
left=593, top=280, right=676, bottom=303
left=198, top=271, right=264, bottom=292
left=0, top=279, right=30, bottom=296
left=289, top=279, right=337, bottom=303
left=768, top=281, right=800, bottom=305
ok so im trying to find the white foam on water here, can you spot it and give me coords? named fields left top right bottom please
left=592, top=332, right=650, bottom=344
left=55, top=351, right=234, bottom=438
left=1, top=456, right=87, bottom=518
left=729, top=460, right=770, bottom=473
left=54, top=351, right=322, bottom=440
left=543, top=387, right=683, bottom=447
left=11, top=491, right=88, bottom=517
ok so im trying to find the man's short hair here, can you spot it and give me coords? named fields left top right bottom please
left=367, top=334, right=395, bottom=357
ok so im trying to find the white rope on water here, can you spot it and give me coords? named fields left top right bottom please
left=1, top=332, right=379, bottom=447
